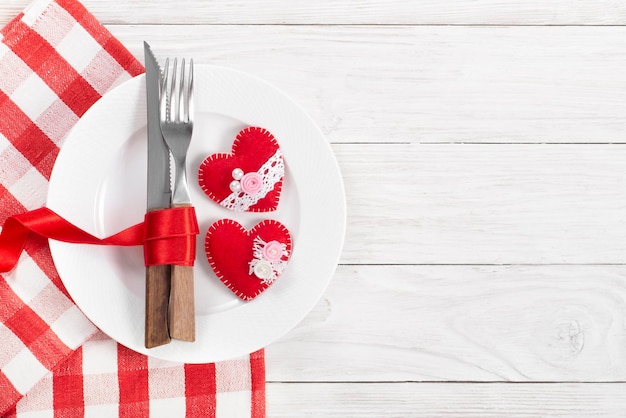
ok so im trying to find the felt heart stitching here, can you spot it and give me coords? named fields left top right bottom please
left=198, top=127, right=284, bottom=212
left=205, top=219, right=292, bottom=301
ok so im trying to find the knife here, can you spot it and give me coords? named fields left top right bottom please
left=144, top=42, right=171, bottom=348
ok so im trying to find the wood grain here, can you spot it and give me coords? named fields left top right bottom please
left=334, top=143, right=626, bottom=264
left=267, top=265, right=626, bottom=382
left=108, top=25, right=626, bottom=144
left=267, top=382, right=626, bottom=417
left=3, top=0, right=626, bottom=25
left=116, top=22, right=626, bottom=412
left=145, top=264, right=171, bottom=348
left=168, top=265, right=195, bottom=342
left=0, top=1, right=623, bottom=415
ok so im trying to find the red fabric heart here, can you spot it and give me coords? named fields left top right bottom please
left=205, top=219, right=292, bottom=301
left=198, top=127, right=284, bottom=212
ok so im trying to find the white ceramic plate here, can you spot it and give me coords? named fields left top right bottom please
left=47, top=65, right=346, bottom=363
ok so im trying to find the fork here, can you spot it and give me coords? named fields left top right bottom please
left=160, top=57, right=195, bottom=342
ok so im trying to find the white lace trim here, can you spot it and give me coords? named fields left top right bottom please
left=248, top=237, right=289, bottom=285
left=220, top=149, right=284, bottom=212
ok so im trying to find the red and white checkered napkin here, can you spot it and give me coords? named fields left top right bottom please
left=0, top=0, right=265, bottom=416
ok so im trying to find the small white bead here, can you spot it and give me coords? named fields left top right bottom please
left=229, top=180, right=241, bottom=193
left=232, top=168, right=244, bottom=180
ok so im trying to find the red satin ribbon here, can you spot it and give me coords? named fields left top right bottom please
left=0, top=207, right=199, bottom=273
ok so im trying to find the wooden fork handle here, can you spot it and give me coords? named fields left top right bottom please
left=169, top=264, right=195, bottom=341
left=168, top=203, right=196, bottom=342
left=145, top=264, right=171, bottom=348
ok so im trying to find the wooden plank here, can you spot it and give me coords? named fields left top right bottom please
left=333, top=143, right=626, bottom=264
left=266, top=265, right=626, bottom=382
left=3, top=0, right=626, bottom=25
left=267, top=382, right=626, bottom=417
left=108, top=25, right=626, bottom=144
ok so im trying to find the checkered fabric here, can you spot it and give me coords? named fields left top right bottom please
left=3, top=332, right=265, bottom=417
left=0, top=0, right=265, bottom=416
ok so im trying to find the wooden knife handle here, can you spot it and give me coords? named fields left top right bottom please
left=145, top=264, right=171, bottom=348
left=168, top=202, right=196, bottom=342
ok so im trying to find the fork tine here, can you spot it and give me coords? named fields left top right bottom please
left=159, top=58, right=169, bottom=123
left=178, top=58, right=186, bottom=123
left=169, top=58, right=178, bottom=122
left=161, top=58, right=169, bottom=92
left=187, top=59, right=194, bottom=124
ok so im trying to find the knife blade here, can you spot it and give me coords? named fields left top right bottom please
left=144, top=41, right=171, bottom=348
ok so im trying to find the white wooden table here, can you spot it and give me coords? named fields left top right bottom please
left=4, top=1, right=626, bottom=416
